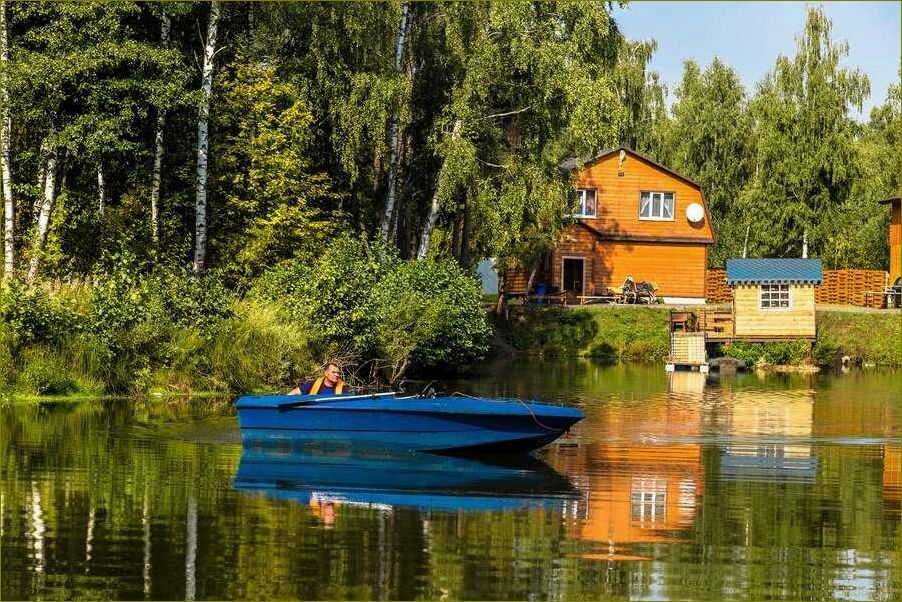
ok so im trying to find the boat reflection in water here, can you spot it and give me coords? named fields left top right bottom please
left=233, top=443, right=581, bottom=515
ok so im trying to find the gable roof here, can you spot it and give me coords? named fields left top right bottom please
left=725, top=258, right=823, bottom=285
left=560, top=146, right=702, bottom=190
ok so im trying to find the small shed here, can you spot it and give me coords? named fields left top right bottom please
left=725, top=258, right=823, bottom=339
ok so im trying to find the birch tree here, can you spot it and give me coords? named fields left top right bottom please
left=194, top=1, right=221, bottom=274
left=1, top=0, right=12, bottom=279
left=96, top=165, right=105, bottom=216
left=26, top=145, right=56, bottom=283
left=741, top=6, right=869, bottom=259
left=669, top=58, right=754, bottom=264
left=379, top=1, right=410, bottom=241
left=414, top=1, right=624, bottom=264
left=150, top=12, right=171, bottom=247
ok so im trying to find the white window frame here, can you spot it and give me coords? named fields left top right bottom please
left=639, top=191, right=675, bottom=221
left=759, top=283, right=791, bottom=310
left=571, top=188, right=597, bottom=218
left=630, top=477, right=667, bottom=526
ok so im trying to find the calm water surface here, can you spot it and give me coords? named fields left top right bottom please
left=2, top=361, right=899, bottom=600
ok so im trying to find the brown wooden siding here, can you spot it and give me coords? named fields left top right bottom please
left=545, top=227, right=708, bottom=298
left=733, top=284, right=816, bottom=338
left=572, top=152, right=714, bottom=243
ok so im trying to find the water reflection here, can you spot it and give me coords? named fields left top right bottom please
left=2, top=362, right=899, bottom=600
left=721, top=388, right=817, bottom=482
left=233, top=445, right=580, bottom=514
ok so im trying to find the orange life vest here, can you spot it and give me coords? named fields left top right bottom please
left=309, top=377, right=345, bottom=395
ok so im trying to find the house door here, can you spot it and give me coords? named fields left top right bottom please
left=563, top=258, right=585, bottom=296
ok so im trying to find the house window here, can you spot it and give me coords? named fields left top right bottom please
left=571, top=189, right=597, bottom=218
left=760, top=284, right=790, bottom=309
left=630, top=477, right=666, bottom=527
left=639, top=191, right=674, bottom=220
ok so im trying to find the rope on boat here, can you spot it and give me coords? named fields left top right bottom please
left=450, top=392, right=558, bottom=432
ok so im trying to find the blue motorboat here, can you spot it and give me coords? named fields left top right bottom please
left=234, top=392, right=583, bottom=454
left=233, top=444, right=580, bottom=512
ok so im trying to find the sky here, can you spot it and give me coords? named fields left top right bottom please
left=612, top=1, right=901, bottom=120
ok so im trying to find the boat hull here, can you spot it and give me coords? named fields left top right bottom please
left=235, top=394, right=583, bottom=454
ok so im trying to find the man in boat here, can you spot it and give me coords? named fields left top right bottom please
left=287, top=361, right=350, bottom=396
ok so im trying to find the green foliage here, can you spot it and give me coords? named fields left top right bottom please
left=17, top=347, right=78, bottom=396
left=254, top=234, right=490, bottom=380
left=508, top=307, right=599, bottom=356
left=506, top=306, right=676, bottom=363
left=252, top=234, right=398, bottom=351
left=587, top=307, right=671, bottom=362
left=815, top=310, right=901, bottom=367
left=210, top=57, right=336, bottom=285
left=740, top=7, right=870, bottom=261
left=722, top=340, right=812, bottom=366
left=0, top=281, right=82, bottom=351
left=668, top=58, right=754, bottom=265
left=205, top=301, right=316, bottom=393
left=369, top=259, right=491, bottom=378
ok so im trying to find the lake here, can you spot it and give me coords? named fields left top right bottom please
left=2, top=360, right=899, bottom=600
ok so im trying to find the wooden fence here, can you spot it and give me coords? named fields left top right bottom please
left=706, top=269, right=890, bottom=307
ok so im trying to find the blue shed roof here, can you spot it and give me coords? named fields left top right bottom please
left=725, top=258, right=823, bottom=285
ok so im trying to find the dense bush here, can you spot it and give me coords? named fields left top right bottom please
left=509, top=307, right=599, bottom=355
left=2, top=234, right=494, bottom=396
left=722, top=340, right=812, bottom=366
left=0, top=281, right=82, bottom=351
left=253, top=234, right=397, bottom=352
left=369, top=259, right=491, bottom=378
left=254, top=234, right=490, bottom=379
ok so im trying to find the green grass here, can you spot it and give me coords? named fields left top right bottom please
left=503, top=305, right=900, bottom=367
left=505, top=305, right=670, bottom=362
left=815, top=309, right=901, bottom=367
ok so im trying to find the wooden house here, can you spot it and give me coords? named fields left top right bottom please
left=879, top=196, right=900, bottom=281
left=508, top=147, right=715, bottom=304
left=724, top=258, right=823, bottom=340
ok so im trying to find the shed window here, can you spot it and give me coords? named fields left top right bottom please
left=760, top=284, right=790, bottom=309
left=639, top=191, right=674, bottom=220
left=571, top=189, right=597, bottom=218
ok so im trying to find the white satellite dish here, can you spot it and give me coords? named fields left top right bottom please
left=686, top=202, right=705, bottom=223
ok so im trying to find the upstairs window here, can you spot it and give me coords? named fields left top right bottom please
left=639, top=191, right=674, bottom=221
left=760, top=284, right=791, bottom=309
left=571, top=189, right=597, bottom=218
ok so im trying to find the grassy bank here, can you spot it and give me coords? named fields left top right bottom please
left=1, top=237, right=491, bottom=399
left=502, top=305, right=901, bottom=367
left=503, top=305, right=671, bottom=362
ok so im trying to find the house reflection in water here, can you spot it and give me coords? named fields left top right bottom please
left=720, top=388, right=817, bottom=483
left=884, top=445, right=900, bottom=515
left=549, top=382, right=706, bottom=559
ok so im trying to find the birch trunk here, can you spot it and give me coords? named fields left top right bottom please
left=1, top=1, right=13, bottom=279
left=460, top=190, right=470, bottom=267
left=184, top=494, right=197, bottom=601
left=525, top=266, right=538, bottom=297
left=27, top=148, right=56, bottom=283
left=193, top=1, right=220, bottom=274
left=96, top=165, right=105, bottom=216
left=416, top=119, right=461, bottom=260
left=33, top=139, right=48, bottom=224
left=150, top=13, right=170, bottom=247
left=379, top=1, right=411, bottom=241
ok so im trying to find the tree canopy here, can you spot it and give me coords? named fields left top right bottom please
left=0, top=1, right=896, bottom=285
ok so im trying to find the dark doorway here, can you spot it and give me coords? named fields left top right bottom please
left=563, top=258, right=585, bottom=295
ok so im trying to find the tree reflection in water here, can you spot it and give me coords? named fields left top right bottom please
left=1, top=362, right=899, bottom=600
